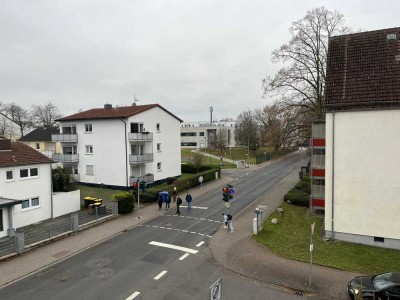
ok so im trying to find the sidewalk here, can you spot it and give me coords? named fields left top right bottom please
left=0, top=175, right=232, bottom=288
left=210, top=168, right=360, bottom=299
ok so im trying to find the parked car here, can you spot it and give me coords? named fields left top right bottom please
left=348, top=272, right=400, bottom=299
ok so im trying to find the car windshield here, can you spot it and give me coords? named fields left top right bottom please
left=373, top=272, right=398, bottom=290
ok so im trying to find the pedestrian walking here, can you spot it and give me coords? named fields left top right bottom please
left=185, top=192, right=192, bottom=212
left=172, top=187, right=177, bottom=202
left=157, top=194, right=162, bottom=210
left=222, top=213, right=234, bottom=233
left=176, top=196, right=182, bottom=214
left=165, top=193, right=171, bottom=210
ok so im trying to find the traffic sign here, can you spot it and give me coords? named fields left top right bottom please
left=228, top=188, right=235, bottom=195
left=225, top=202, right=230, bottom=208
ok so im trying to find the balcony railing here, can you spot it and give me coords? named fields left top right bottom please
left=311, top=155, right=325, bottom=168
left=128, top=132, right=153, bottom=142
left=311, top=184, right=325, bottom=198
left=129, top=173, right=154, bottom=185
left=52, top=153, right=79, bottom=163
left=129, top=153, right=153, bottom=165
left=51, top=134, right=78, bottom=143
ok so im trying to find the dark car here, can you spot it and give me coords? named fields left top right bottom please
left=348, top=272, right=400, bottom=299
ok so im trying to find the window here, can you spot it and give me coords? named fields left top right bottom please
left=156, top=123, right=160, bottom=131
left=85, top=124, right=93, bottom=133
left=6, top=170, right=13, bottom=181
left=157, top=162, right=162, bottom=171
left=20, top=169, right=29, bottom=178
left=86, top=165, right=94, bottom=175
left=30, top=168, right=38, bottom=177
left=313, top=149, right=325, bottom=155
left=36, top=143, right=40, bottom=150
left=157, top=143, right=161, bottom=152
left=199, top=132, right=205, bottom=136
left=85, top=145, right=93, bottom=154
left=181, top=142, right=197, bottom=147
left=21, top=197, right=40, bottom=210
left=130, top=123, right=144, bottom=133
left=180, top=132, right=197, bottom=136
left=0, top=209, right=3, bottom=231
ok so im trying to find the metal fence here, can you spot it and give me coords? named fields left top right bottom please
left=0, top=205, right=115, bottom=260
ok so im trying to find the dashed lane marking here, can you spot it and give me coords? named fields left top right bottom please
left=164, top=215, right=222, bottom=223
left=141, top=224, right=214, bottom=238
left=196, top=241, right=205, bottom=247
left=125, top=291, right=140, bottom=300
left=190, top=206, right=208, bottom=210
left=154, top=270, right=168, bottom=280
left=149, top=241, right=198, bottom=254
left=179, top=253, right=190, bottom=261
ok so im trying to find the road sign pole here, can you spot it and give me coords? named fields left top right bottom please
left=137, top=179, right=140, bottom=219
left=309, top=222, right=315, bottom=286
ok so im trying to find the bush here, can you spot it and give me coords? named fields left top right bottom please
left=181, top=163, right=214, bottom=174
left=52, top=167, right=75, bottom=192
left=166, top=177, right=178, bottom=185
left=113, top=192, right=134, bottom=214
left=284, top=188, right=309, bottom=207
left=295, top=180, right=311, bottom=194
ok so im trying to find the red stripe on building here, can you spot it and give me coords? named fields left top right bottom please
left=312, top=138, right=325, bottom=147
left=312, top=199, right=325, bottom=208
left=312, top=169, right=325, bottom=177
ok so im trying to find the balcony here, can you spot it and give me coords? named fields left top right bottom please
left=311, top=155, right=325, bottom=168
left=51, top=134, right=78, bottom=143
left=128, top=132, right=153, bottom=142
left=129, top=173, right=154, bottom=185
left=129, top=153, right=153, bottom=165
left=52, top=153, right=79, bottom=163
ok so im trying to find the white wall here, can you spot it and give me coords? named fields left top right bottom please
left=52, top=190, right=80, bottom=218
left=325, top=110, right=400, bottom=240
left=76, top=119, right=127, bottom=187
left=0, top=163, right=52, bottom=229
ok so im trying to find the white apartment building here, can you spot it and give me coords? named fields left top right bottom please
left=0, top=140, right=53, bottom=238
left=180, top=121, right=236, bottom=149
left=52, top=104, right=182, bottom=189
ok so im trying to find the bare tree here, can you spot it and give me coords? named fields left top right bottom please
left=1, top=103, right=32, bottom=137
left=263, top=7, right=350, bottom=119
left=212, top=127, right=228, bottom=153
left=31, top=102, right=62, bottom=127
left=192, top=152, right=205, bottom=173
left=234, top=110, right=259, bottom=150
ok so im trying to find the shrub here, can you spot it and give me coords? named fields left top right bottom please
left=181, top=163, right=214, bottom=174
left=166, top=177, right=178, bottom=185
left=284, top=188, right=309, bottom=207
left=52, top=167, right=75, bottom=192
left=113, top=192, right=134, bottom=214
left=295, top=179, right=311, bottom=194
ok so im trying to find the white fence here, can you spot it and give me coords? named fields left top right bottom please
left=52, top=190, right=81, bottom=218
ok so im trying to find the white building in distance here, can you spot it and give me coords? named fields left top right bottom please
left=53, top=104, right=182, bottom=189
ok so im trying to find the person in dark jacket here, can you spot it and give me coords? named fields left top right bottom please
left=157, top=194, right=163, bottom=210
left=165, top=193, right=171, bottom=210
left=185, top=192, right=192, bottom=212
left=176, top=196, right=182, bottom=214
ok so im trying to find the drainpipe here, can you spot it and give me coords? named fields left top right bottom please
left=50, top=163, right=54, bottom=218
left=120, top=119, right=129, bottom=188
left=331, top=112, right=335, bottom=240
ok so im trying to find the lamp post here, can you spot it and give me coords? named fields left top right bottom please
left=247, top=131, right=257, bottom=164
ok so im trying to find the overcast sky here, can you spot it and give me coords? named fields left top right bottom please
left=1, top=1, right=399, bottom=122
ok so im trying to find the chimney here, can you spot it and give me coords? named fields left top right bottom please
left=0, top=139, right=11, bottom=151
left=104, top=103, right=112, bottom=109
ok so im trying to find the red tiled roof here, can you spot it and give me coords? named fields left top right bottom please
left=0, top=142, right=52, bottom=167
left=325, top=27, right=400, bottom=111
left=56, top=104, right=183, bottom=122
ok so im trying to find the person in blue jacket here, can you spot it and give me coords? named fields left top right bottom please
left=185, top=192, right=192, bottom=212
left=165, top=193, right=171, bottom=210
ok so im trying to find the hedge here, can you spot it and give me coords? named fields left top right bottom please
left=284, top=176, right=311, bottom=207
left=140, top=168, right=221, bottom=203
left=113, top=192, right=134, bottom=214
left=181, top=164, right=215, bottom=174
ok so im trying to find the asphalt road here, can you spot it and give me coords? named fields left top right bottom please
left=0, top=153, right=308, bottom=300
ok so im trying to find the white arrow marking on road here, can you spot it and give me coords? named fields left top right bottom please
left=179, top=253, right=190, bottom=260
left=190, top=206, right=208, bottom=209
left=149, top=241, right=198, bottom=254
left=154, top=270, right=168, bottom=280
left=196, top=241, right=204, bottom=247
left=125, top=291, right=140, bottom=300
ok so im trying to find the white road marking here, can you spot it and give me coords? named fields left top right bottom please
left=179, top=253, right=190, bottom=260
left=206, top=235, right=212, bottom=237
left=166, top=227, right=172, bottom=230
left=125, top=291, right=140, bottom=300
left=149, top=241, right=198, bottom=254
left=196, top=241, right=205, bottom=247
left=198, top=233, right=205, bottom=236
left=190, top=231, right=196, bottom=234
left=154, top=270, right=168, bottom=280
left=190, top=206, right=208, bottom=210
left=159, top=226, right=165, bottom=229
left=200, top=218, right=206, bottom=220
left=182, top=230, right=188, bottom=232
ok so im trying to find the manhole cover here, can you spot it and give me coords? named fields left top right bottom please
left=90, top=268, right=114, bottom=280
left=86, top=258, right=111, bottom=269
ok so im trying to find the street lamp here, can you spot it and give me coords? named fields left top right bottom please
left=247, top=131, right=257, bottom=163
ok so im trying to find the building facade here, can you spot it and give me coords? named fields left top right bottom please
left=324, top=27, right=400, bottom=249
left=18, top=125, right=61, bottom=158
left=0, top=140, right=53, bottom=238
left=52, top=104, right=182, bottom=189
left=310, top=121, right=325, bottom=211
left=180, top=121, right=236, bottom=149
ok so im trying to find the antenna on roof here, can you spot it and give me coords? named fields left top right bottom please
left=133, top=92, right=140, bottom=106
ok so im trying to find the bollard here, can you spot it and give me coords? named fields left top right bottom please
left=253, top=218, right=258, bottom=235
left=215, top=171, right=218, bottom=180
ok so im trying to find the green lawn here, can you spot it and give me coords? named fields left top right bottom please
left=255, top=202, right=400, bottom=275
left=181, top=149, right=236, bottom=168
left=78, top=184, right=126, bottom=207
